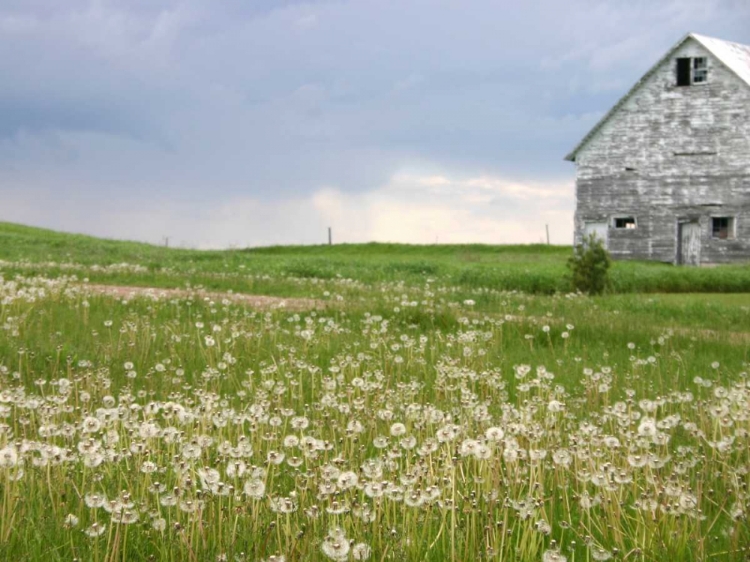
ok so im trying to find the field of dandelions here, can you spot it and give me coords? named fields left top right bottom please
left=1, top=257, right=750, bottom=561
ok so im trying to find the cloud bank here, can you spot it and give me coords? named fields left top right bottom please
left=0, top=0, right=748, bottom=247
left=4, top=171, right=573, bottom=247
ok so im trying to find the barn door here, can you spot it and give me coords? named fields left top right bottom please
left=678, top=221, right=701, bottom=266
left=584, top=221, right=608, bottom=248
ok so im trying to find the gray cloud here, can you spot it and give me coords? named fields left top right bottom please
left=1, top=0, right=749, bottom=246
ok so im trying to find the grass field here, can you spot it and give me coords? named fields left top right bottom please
left=4, top=221, right=750, bottom=296
left=1, top=222, right=749, bottom=561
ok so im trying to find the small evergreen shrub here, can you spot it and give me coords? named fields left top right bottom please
left=567, top=234, right=612, bottom=294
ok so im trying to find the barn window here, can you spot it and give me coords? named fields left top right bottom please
left=614, top=217, right=636, bottom=229
left=693, top=57, right=708, bottom=83
left=711, top=217, right=734, bottom=239
left=676, top=56, right=708, bottom=86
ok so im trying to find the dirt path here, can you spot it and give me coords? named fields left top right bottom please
left=82, top=284, right=325, bottom=311
left=80, top=285, right=750, bottom=342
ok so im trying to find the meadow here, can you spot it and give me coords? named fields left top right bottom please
left=5, top=221, right=750, bottom=296
left=0, top=222, right=749, bottom=561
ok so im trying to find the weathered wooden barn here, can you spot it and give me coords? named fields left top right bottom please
left=565, top=33, right=750, bottom=265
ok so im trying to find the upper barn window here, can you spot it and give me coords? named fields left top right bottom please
left=692, top=57, right=708, bottom=82
left=677, top=57, right=708, bottom=85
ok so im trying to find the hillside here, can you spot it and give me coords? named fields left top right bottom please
left=0, top=221, right=568, bottom=265
left=2, top=221, right=750, bottom=294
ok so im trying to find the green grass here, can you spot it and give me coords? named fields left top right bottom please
left=1, top=222, right=750, bottom=561
left=4, top=221, right=750, bottom=295
left=1, top=275, right=749, bottom=562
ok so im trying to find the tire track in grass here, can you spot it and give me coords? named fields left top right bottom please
left=81, top=283, right=326, bottom=311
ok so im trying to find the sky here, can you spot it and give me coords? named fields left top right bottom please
left=1, top=0, right=749, bottom=248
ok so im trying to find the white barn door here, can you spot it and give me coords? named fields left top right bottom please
left=584, top=221, right=608, bottom=248
left=678, top=221, right=701, bottom=266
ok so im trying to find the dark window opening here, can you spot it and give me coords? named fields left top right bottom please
left=614, top=217, right=636, bottom=229
left=712, top=217, right=734, bottom=239
left=677, top=57, right=691, bottom=86
left=624, top=167, right=637, bottom=172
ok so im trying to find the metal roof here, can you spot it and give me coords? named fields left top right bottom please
left=692, top=33, right=750, bottom=88
left=564, top=33, right=750, bottom=162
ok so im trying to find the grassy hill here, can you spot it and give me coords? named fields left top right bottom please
left=0, top=221, right=567, bottom=266
left=2, top=221, right=750, bottom=294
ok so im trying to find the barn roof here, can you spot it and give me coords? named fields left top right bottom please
left=564, top=33, right=750, bottom=162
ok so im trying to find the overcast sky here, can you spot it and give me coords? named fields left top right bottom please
left=1, top=0, right=749, bottom=248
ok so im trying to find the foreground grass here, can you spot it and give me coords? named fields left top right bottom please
left=0, top=270, right=749, bottom=561
left=4, top=221, right=750, bottom=294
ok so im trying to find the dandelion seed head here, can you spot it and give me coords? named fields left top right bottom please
left=543, top=549, right=567, bottom=562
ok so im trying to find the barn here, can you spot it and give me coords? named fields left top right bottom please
left=565, top=32, right=750, bottom=265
